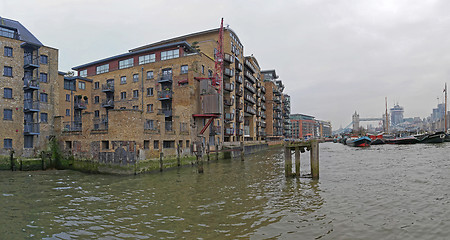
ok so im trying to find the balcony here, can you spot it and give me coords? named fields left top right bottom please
left=235, top=74, right=243, bottom=84
left=224, top=82, right=234, bottom=92
left=261, top=95, right=266, bottom=102
left=224, top=127, right=234, bottom=135
left=261, top=113, right=266, bottom=119
left=274, top=96, right=281, bottom=103
left=102, top=99, right=114, bottom=108
left=244, top=59, right=257, bottom=73
left=261, top=86, right=266, bottom=93
left=256, top=101, right=261, bottom=107
left=165, top=121, right=174, bottom=132
left=256, top=91, right=262, bottom=98
left=158, top=90, right=173, bottom=100
left=74, top=100, right=87, bottom=110
left=158, top=108, right=173, bottom=117
left=244, top=80, right=256, bottom=93
left=63, top=121, right=82, bottom=132
left=245, top=105, right=256, bottom=115
left=102, top=83, right=115, bottom=92
left=235, top=62, right=243, bottom=72
left=275, top=113, right=282, bottom=119
left=244, top=71, right=256, bottom=83
left=224, top=53, right=234, bottom=63
left=274, top=105, right=282, bottom=112
left=261, top=104, right=266, bottom=110
left=158, top=73, right=173, bottom=83
left=24, top=100, right=40, bottom=112
left=283, top=112, right=290, bottom=118
left=236, top=113, right=244, bottom=123
left=93, top=117, right=109, bottom=131
left=244, top=94, right=256, bottom=104
left=224, top=98, right=234, bottom=106
left=224, top=113, right=235, bottom=121
left=23, top=78, right=39, bottom=91
left=24, top=122, right=40, bottom=135
left=236, top=101, right=243, bottom=110
left=224, top=68, right=234, bottom=77
left=24, top=55, right=39, bottom=69
left=273, top=88, right=281, bottom=96
left=256, top=81, right=261, bottom=88
left=236, top=128, right=243, bottom=136
left=235, top=87, right=243, bottom=96
left=210, top=125, right=222, bottom=135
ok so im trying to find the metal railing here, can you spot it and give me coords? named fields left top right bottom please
left=24, top=100, right=40, bottom=111
left=63, top=121, right=82, bottom=131
left=24, top=122, right=40, bottom=135
left=102, top=83, right=115, bottom=92
left=158, top=73, right=173, bottom=83
left=23, top=78, right=40, bottom=90
left=158, top=90, right=173, bottom=100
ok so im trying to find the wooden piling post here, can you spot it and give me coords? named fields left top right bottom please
left=197, top=143, right=204, bottom=173
left=10, top=150, right=15, bottom=171
left=206, top=143, right=210, bottom=161
left=215, top=144, right=219, bottom=160
left=310, top=140, right=319, bottom=180
left=295, top=147, right=300, bottom=177
left=177, top=143, right=181, bottom=167
left=284, top=144, right=292, bottom=177
left=240, top=141, right=244, bottom=161
left=159, top=152, right=163, bottom=172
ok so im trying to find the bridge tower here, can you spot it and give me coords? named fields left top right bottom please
left=352, top=111, right=360, bottom=133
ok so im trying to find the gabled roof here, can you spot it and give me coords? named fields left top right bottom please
left=0, top=16, right=43, bottom=47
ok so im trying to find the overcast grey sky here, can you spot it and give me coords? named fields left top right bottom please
left=2, top=0, right=450, bottom=129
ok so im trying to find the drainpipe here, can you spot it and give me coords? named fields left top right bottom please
left=141, top=67, right=144, bottom=111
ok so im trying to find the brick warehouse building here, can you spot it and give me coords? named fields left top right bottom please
left=0, top=17, right=60, bottom=157
left=1, top=16, right=291, bottom=161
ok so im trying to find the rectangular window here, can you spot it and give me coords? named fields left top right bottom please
left=139, top=54, right=155, bottom=65
left=119, top=58, right=134, bottom=69
left=66, top=94, right=70, bottom=101
left=94, top=96, right=99, bottom=103
left=121, top=92, right=127, bottom=100
left=3, top=66, right=12, bottom=77
left=94, top=82, right=99, bottom=89
left=133, top=105, right=139, bottom=110
left=3, top=109, right=12, bottom=120
left=0, top=26, right=16, bottom=39
left=3, top=139, right=12, bottom=149
left=120, top=76, right=127, bottom=84
left=186, top=140, right=190, bottom=148
left=78, top=81, right=86, bottom=90
left=79, top=69, right=87, bottom=77
left=40, top=113, right=48, bottom=123
left=4, top=88, right=12, bottom=99
left=102, top=141, right=109, bottom=150
left=133, top=90, right=139, bottom=98
left=163, top=140, right=175, bottom=149
left=66, top=109, right=70, bottom=116
left=40, top=55, right=48, bottom=64
left=40, top=93, right=48, bottom=102
left=146, top=71, right=154, bottom=79
left=94, top=110, right=100, bottom=117
left=147, top=87, right=153, bottom=96
left=4, top=47, right=12, bottom=57
left=96, top=64, right=109, bottom=74
left=133, top=74, right=139, bottom=82
left=181, top=65, right=188, bottom=74
left=145, top=119, right=154, bottom=129
left=64, top=80, right=75, bottom=90
left=154, top=140, right=159, bottom=149
left=40, top=73, right=48, bottom=83
left=144, top=140, right=150, bottom=149
left=24, top=136, right=33, bottom=148
left=148, top=104, right=154, bottom=112
left=201, top=65, right=205, bottom=74
left=161, top=49, right=179, bottom=60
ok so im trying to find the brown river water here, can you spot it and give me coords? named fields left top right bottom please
left=0, top=142, right=449, bottom=239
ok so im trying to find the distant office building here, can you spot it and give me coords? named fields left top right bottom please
left=390, top=104, right=404, bottom=126
left=290, top=114, right=316, bottom=139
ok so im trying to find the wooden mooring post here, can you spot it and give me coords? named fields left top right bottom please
left=284, top=140, right=319, bottom=179
left=240, top=141, right=245, bottom=161
left=159, top=152, right=164, bottom=172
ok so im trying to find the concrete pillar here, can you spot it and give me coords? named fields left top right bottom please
left=310, top=141, right=319, bottom=180
left=295, top=147, right=300, bottom=177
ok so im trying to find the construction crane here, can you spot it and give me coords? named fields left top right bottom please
left=194, top=18, right=224, bottom=135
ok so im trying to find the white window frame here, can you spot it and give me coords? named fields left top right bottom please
left=96, top=64, right=109, bottom=74
left=161, top=49, right=179, bottom=61
left=119, top=58, right=134, bottom=69
left=139, top=54, right=156, bottom=65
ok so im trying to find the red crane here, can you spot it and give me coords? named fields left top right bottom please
left=195, top=18, right=225, bottom=135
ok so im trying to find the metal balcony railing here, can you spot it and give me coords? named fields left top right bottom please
left=224, top=68, right=234, bottom=77
left=24, top=122, right=40, bottom=135
left=63, top=121, right=82, bottom=132
left=101, top=99, right=114, bottom=108
left=244, top=59, right=257, bottom=73
left=23, top=78, right=40, bottom=90
left=158, top=73, right=173, bottom=83
left=74, top=100, right=87, bottom=110
left=261, top=86, right=266, bottom=93
left=224, top=53, right=234, bottom=63
left=224, top=82, right=234, bottom=92
left=224, top=113, right=235, bottom=121
left=244, top=71, right=256, bottom=83
left=244, top=80, right=256, bottom=93
left=24, top=55, right=39, bottom=69
left=24, top=100, right=40, bottom=112
left=235, top=74, right=243, bottom=84
left=158, top=108, right=173, bottom=117
left=235, top=62, right=243, bottom=72
left=158, top=90, right=173, bottom=100
left=102, top=83, right=115, bottom=92
left=224, top=128, right=234, bottom=135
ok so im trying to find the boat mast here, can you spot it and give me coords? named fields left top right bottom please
left=445, top=83, right=447, bottom=133
left=385, top=97, right=389, bottom=134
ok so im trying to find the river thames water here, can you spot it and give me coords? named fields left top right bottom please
left=1, top=142, right=449, bottom=239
